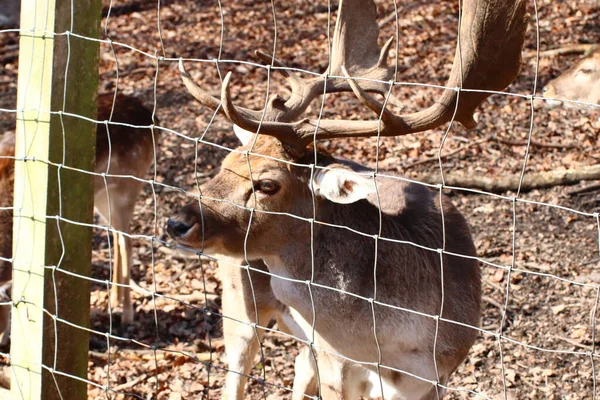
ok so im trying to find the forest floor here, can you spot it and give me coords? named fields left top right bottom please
left=1, top=0, right=600, bottom=398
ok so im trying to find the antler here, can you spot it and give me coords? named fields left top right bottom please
left=184, top=0, right=529, bottom=150
left=180, top=0, right=394, bottom=125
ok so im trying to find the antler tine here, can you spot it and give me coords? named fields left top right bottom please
left=221, top=68, right=404, bottom=147
left=338, top=0, right=529, bottom=133
left=253, top=41, right=395, bottom=123
left=220, top=71, right=313, bottom=148
left=237, top=0, right=395, bottom=123
left=186, top=0, right=528, bottom=152
left=254, top=50, right=303, bottom=85
left=179, top=59, right=276, bottom=122
left=253, top=49, right=325, bottom=122
left=340, top=66, right=395, bottom=125
left=218, top=0, right=529, bottom=151
left=436, top=0, right=529, bottom=129
left=221, top=64, right=450, bottom=149
left=182, top=0, right=394, bottom=137
left=179, top=59, right=222, bottom=112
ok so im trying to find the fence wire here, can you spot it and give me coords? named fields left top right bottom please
left=0, top=0, right=599, bottom=399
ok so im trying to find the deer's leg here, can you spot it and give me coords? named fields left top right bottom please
left=313, top=352, right=345, bottom=400
left=96, top=184, right=136, bottom=325
left=115, top=230, right=133, bottom=324
left=94, top=191, right=120, bottom=315
left=110, top=229, right=123, bottom=312
left=291, top=346, right=318, bottom=400
left=109, top=198, right=135, bottom=325
left=276, top=307, right=318, bottom=400
left=220, top=258, right=279, bottom=400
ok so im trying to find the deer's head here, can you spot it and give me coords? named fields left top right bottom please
left=543, top=46, right=600, bottom=109
left=167, top=0, right=529, bottom=258
left=167, top=127, right=384, bottom=257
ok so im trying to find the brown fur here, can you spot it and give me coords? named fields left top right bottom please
left=95, top=92, right=157, bottom=173
left=1, top=92, right=157, bottom=325
left=169, top=136, right=481, bottom=398
left=0, top=132, right=15, bottom=284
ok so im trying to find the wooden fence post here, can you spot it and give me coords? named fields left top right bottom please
left=11, top=0, right=101, bottom=398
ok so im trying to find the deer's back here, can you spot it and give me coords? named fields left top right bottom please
left=0, top=94, right=156, bottom=281
left=94, top=93, right=157, bottom=189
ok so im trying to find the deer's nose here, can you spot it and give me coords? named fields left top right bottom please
left=167, top=218, right=193, bottom=238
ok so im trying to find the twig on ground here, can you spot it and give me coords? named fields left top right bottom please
left=378, top=10, right=400, bottom=28
left=523, top=44, right=598, bottom=59
left=551, top=335, right=591, bottom=351
left=493, top=136, right=579, bottom=150
left=169, top=292, right=220, bottom=304
left=482, top=295, right=505, bottom=312
left=580, top=258, right=600, bottom=267
left=111, top=374, right=149, bottom=392
left=89, top=345, right=218, bottom=362
left=403, top=134, right=574, bottom=171
left=567, top=182, right=600, bottom=196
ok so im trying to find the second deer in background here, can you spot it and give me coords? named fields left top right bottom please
left=0, top=92, right=157, bottom=330
left=94, top=92, right=158, bottom=324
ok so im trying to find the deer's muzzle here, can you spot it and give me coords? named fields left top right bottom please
left=166, top=218, right=193, bottom=239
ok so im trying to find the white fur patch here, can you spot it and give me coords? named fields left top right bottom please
left=232, top=124, right=255, bottom=146
left=313, top=168, right=376, bottom=204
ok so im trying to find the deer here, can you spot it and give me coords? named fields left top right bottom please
left=0, top=132, right=15, bottom=345
left=0, top=92, right=158, bottom=329
left=0, top=0, right=19, bottom=28
left=169, top=0, right=528, bottom=398
left=542, top=45, right=600, bottom=108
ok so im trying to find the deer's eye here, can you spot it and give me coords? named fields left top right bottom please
left=257, top=180, right=279, bottom=195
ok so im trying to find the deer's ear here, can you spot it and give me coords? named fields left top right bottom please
left=313, top=166, right=376, bottom=204
left=233, top=124, right=255, bottom=146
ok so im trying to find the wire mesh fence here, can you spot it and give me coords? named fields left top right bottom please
left=0, top=0, right=599, bottom=399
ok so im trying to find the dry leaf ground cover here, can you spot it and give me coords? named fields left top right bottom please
left=1, top=0, right=600, bottom=398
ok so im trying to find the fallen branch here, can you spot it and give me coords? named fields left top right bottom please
left=493, top=136, right=579, bottom=150
left=421, top=164, right=600, bottom=193
left=89, top=345, right=218, bottom=362
left=169, top=292, right=220, bottom=304
left=581, top=258, right=600, bottom=267
left=523, top=44, right=598, bottom=59
left=403, top=135, right=574, bottom=170
left=377, top=2, right=426, bottom=28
